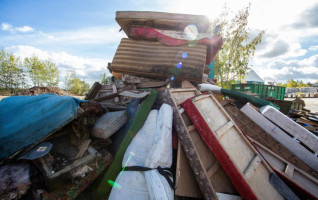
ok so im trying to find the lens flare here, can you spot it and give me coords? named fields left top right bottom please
left=171, top=76, right=175, bottom=80
left=182, top=52, right=188, bottom=59
left=108, top=180, right=122, bottom=189
left=184, top=24, right=198, bottom=40
left=176, top=62, right=182, bottom=69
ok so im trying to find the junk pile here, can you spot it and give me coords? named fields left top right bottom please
left=1, top=11, right=318, bottom=200
left=19, top=86, right=71, bottom=96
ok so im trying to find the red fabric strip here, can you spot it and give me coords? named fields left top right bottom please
left=129, top=27, right=223, bottom=64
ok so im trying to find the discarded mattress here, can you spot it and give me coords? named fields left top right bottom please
left=0, top=94, right=85, bottom=160
left=109, top=103, right=173, bottom=200
left=95, top=89, right=158, bottom=199
left=92, top=111, right=128, bottom=139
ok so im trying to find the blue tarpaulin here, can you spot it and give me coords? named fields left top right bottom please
left=0, top=94, right=85, bottom=160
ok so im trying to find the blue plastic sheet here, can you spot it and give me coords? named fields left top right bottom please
left=0, top=94, right=85, bottom=160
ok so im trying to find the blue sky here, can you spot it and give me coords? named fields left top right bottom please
left=1, top=0, right=318, bottom=87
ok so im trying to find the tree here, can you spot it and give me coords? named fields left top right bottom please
left=211, top=5, right=265, bottom=89
left=0, top=49, right=23, bottom=92
left=65, top=71, right=90, bottom=95
left=100, top=73, right=113, bottom=85
left=24, top=56, right=59, bottom=87
left=285, top=79, right=309, bottom=88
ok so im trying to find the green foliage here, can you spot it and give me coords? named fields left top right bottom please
left=65, top=71, right=90, bottom=95
left=285, top=79, right=309, bottom=88
left=211, top=4, right=265, bottom=89
left=100, top=73, right=113, bottom=85
left=24, top=56, right=59, bottom=87
left=277, top=82, right=287, bottom=87
left=0, top=49, right=26, bottom=92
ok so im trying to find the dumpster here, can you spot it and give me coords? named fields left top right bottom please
left=231, top=83, right=286, bottom=100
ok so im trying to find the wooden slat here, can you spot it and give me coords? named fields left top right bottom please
left=207, top=162, right=220, bottom=178
left=187, top=125, right=196, bottom=132
left=249, top=137, right=318, bottom=198
left=260, top=106, right=318, bottom=154
left=243, top=155, right=261, bottom=180
left=110, top=38, right=206, bottom=82
left=224, top=105, right=318, bottom=179
left=241, top=103, right=318, bottom=173
left=116, top=11, right=209, bottom=37
left=215, top=121, right=234, bottom=138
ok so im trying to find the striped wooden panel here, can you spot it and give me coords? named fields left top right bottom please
left=110, top=38, right=207, bottom=82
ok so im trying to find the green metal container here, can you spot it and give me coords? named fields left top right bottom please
left=231, top=84, right=285, bottom=100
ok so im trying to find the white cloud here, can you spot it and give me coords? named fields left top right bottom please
left=309, top=45, right=318, bottom=51
left=252, top=54, right=318, bottom=83
left=1, top=22, right=14, bottom=32
left=5, top=45, right=111, bottom=87
left=15, top=26, right=34, bottom=33
left=1, top=22, right=34, bottom=33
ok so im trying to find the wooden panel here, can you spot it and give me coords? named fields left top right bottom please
left=260, top=106, right=318, bottom=154
left=250, top=137, right=318, bottom=198
left=224, top=105, right=318, bottom=179
left=110, top=38, right=206, bottom=82
left=175, top=141, right=202, bottom=198
left=162, top=89, right=238, bottom=200
left=241, top=103, right=318, bottom=173
left=183, top=94, right=296, bottom=200
left=116, top=11, right=209, bottom=37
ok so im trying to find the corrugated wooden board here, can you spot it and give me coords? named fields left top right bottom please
left=110, top=38, right=207, bottom=82
left=116, top=11, right=209, bottom=37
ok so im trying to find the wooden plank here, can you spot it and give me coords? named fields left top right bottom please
left=94, top=93, right=118, bottom=102
left=241, top=103, right=318, bottom=173
left=249, top=137, right=318, bottom=198
left=110, top=38, right=206, bottom=82
left=175, top=141, right=202, bottom=198
left=215, top=121, right=234, bottom=138
left=296, top=117, right=318, bottom=127
left=162, top=89, right=238, bottom=200
left=116, top=11, right=209, bottom=37
left=187, top=125, right=196, bottom=132
left=137, top=81, right=168, bottom=88
left=243, top=155, right=261, bottom=180
left=161, top=89, right=218, bottom=200
left=183, top=94, right=298, bottom=200
left=86, top=82, right=102, bottom=100
left=260, top=106, right=318, bottom=154
left=224, top=105, right=318, bottom=179
left=207, top=162, right=220, bottom=178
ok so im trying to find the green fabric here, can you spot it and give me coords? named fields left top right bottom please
left=221, top=88, right=280, bottom=110
left=94, top=89, right=158, bottom=199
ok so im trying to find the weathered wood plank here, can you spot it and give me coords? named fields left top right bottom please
left=249, top=137, right=318, bottom=199
left=241, top=103, right=318, bottom=173
left=224, top=105, right=318, bottom=179
left=260, top=105, right=318, bottom=154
